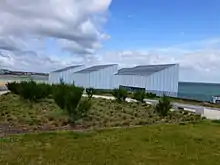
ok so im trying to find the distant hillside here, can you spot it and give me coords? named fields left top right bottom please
left=0, top=69, right=48, bottom=76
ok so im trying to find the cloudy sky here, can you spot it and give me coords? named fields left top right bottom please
left=0, top=0, right=220, bottom=83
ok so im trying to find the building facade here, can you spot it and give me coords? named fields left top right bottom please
left=72, top=64, right=118, bottom=89
left=49, top=63, right=179, bottom=96
left=49, top=65, right=84, bottom=84
left=114, top=64, right=179, bottom=96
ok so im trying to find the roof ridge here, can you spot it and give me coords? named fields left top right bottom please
left=52, top=65, right=83, bottom=73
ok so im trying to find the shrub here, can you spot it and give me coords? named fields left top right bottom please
left=52, top=84, right=69, bottom=109
left=86, top=88, right=95, bottom=100
left=6, top=81, right=21, bottom=94
left=65, top=86, right=84, bottom=122
left=18, top=81, right=52, bottom=102
left=155, top=95, right=172, bottom=117
left=112, top=88, right=128, bottom=102
left=7, top=81, right=52, bottom=102
left=146, top=92, right=157, bottom=98
left=77, top=99, right=92, bottom=118
left=52, top=84, right=91, bottom=123
left=19, top=81, right=37, bottom=102
left=133, top=90, right=145, bottom=103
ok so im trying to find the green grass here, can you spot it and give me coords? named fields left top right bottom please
left=1, top=121, right=220, bottom=165
left=0, top=94, right=202, bottom=134
left=0, top=93, right=68, bottom=129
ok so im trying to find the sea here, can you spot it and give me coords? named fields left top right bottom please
left=1, top=75, right=220, bottom=102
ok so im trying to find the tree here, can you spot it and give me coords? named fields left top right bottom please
left=155, top=95, right=172, bottom=117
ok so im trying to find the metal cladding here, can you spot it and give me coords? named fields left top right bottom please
left=115, top=64, right=176, bottom=76
left=48, top=65, right=85, bottom=84
left=72, top=64, right=118, bottom=89
left=49, top=63, right=179, bottom=96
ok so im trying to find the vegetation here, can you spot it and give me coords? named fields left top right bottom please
left=112, top=88, right=128, bottom=102
left=86, top=87, right=95, bottom=100
left=1, top=121, right=220, bottom=165
left=7, top=81, right=51, bottom=102
left=5, top=81, right=92, bottom=124
left=155, top=95, right=172, bottom=117
left=0, top=93, right=202, bottom=135
left=133, top=90, right=145, bottom=103
left=146, top=92, right=157, bottom=98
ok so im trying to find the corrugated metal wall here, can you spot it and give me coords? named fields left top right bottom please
left=114, top=64, right=179, bottom=96
left=72, top=65, right=118, bottom=89
left=49, top=64, right=179, bottom=96
left=49, top=66, right=85, bottom=84
left=146, top=64, right=179, bottom=96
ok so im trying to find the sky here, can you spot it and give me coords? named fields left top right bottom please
left=0, top=0, right=220, bottom=83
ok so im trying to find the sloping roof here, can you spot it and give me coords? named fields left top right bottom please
left=74, top=64, right=117, bottom=74
left=115, top=64, right=177, bottom=76
left=52, top=65, right=83, bottom=73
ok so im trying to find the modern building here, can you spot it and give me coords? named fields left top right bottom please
left=49, top=63, right=179, bottom=96
left=48, top=65, right=84, bottom=84
left=114, top=64, right=179, bottom=96
left=72, top=64, right=118, bottom=89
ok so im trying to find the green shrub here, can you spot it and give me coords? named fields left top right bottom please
left=77, top=99, right=92, bottom=118
left=155, top=95, right=172, bottom=117
left=112, top=88, right=128, bottom=102
left=6, top=81, right=21, bottom=94
left=35, top=83, right=52, bottom=99
left=19, top=81, right=37, bottom=102
left=52, top=84, right=69, bottom=109
left=65, top=86, right=84, bottom=122
left=146, top=92, right=157, bottom=98
left=19, top=81, right=52, bottom=102
left=52, top=84, right=91, bottom=123
left=86, top=88, right=95, bottom=100
left=7, top=81, right=52, bottom=102
left=133, top=90, right=145, bottom=103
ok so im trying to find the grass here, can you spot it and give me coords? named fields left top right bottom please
left=0, top=93, right=202, bottom=134
left=1, top=121, right=220, bottom=165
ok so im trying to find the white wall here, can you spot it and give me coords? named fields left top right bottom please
left=146, top=64, right=179, bottom=96
left=72, top=65, right=118, bottom=89
left=49, top=66, right=85, bottom=84
left=113, top=74, right=147, bottom=89
left=114, top=64, right=179, bottom=97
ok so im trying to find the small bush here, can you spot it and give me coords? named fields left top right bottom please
left=155, top=95, right=172, bottom=117
left=52, top=84, right=91, bottom=123
left=77, top=99, right=92, bottom=118
left=6, top=81, right=21, bottom=94
left=146, top=92, right=157, bottom=98
left=7, top=81, right=52, bottom=102
left=133, top=90, right=145, bottom=103
left=65, top=86, right=84, bottom=122
left=52, top=84, right=69, bottom=109
left=86, top=88, right=95, bottom=100
left=19, top=81, right=37, bottom=102
left=112, top=88, right=128, bottom=102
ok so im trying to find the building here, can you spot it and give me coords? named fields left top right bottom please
left=49, top=63, right=179, bottom=97
left=114, top=64, right=179, bottom=96
left=49, top=65, right=84, bottom=84
left=72, top=64, right=118, bottom=89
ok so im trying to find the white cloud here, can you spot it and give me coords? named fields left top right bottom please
left=0, top=0, right=112, bottom=71
left=0, top=1, right=220, bottom=83
left=93, top=39, right=220, bottom=83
